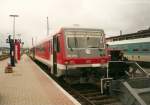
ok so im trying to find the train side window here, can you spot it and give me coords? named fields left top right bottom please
left=123, top=49, right=128, bottom=52
left=133, top=49, right=139, bottom=51
left=142, top=49, right=149, bottom=51
left=67, top=37, right=76, bottom=48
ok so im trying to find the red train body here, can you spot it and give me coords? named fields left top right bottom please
left=32, top=27, right=110, bottom=82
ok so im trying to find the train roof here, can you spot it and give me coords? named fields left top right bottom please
left=108, top=37, right=150, bottom=45
left=63, top=27, right=104, bottom=32
left=34, top=27, right=105, bottom=47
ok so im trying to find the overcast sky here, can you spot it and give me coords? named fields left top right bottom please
left=0, top=0, right=150, bottom=47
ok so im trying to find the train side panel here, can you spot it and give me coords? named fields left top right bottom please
left=35, top=40, right=51, bottom=66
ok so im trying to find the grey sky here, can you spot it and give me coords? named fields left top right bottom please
left=0, top=0, right=150, bottom=47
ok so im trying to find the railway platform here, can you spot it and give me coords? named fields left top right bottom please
left=0, top=55, right=80, bottom=105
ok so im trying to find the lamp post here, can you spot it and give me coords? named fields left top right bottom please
left=10, top=15, right=19, bottom=43
left=9, top=14, right=19, bottom=66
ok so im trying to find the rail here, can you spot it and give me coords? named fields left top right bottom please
left=59, top=81, right=95, bottom=105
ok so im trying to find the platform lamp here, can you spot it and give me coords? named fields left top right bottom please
left=9, top=14, right=19, bottom=66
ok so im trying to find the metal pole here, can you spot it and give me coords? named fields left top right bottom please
left=32, top=37, right=34, bottom=47
left=9, top=15, right=19, bottom=66
left=13, top=17, right=16, bottom=63
left=47, top=16, right=49, bottom=36
left=13, top=17, right=15, bottom=43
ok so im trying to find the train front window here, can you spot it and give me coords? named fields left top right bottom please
left=76, top=37, right=86, bottom=48
left=87, top=37, right=100, bottom=48
left=67, top=37, right=86, bottom=48
left=67, top=37, right=76, bottom=48
left=67, top=36, right=104, bottom=49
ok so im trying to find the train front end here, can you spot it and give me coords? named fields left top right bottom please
left=62, top=28, right=110, bottom=84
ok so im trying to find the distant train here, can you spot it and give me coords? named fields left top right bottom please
left=107, top=28, right=150, bottom=63
left=30, top=27, right=110, bottom=83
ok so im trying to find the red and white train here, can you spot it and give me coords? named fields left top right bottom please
left=30, top=27, right=110, bottom=83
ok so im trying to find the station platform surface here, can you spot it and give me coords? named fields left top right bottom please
left=0, top=55, right=80, bottom=105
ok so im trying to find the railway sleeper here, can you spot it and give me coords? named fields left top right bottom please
left=92, top=97, right=118, bottom=105
left=79, top=90, right=100, bottom=94
left=103, top=102, right=123, bottom=105
left=83, top=92, right=101, bottom=97
left=88, top=95, right=112, bottom=100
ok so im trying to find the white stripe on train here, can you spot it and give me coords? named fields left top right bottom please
left=35, top=56, right=107, bottom=70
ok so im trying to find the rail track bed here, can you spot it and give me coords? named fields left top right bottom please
left=62, top=83, right=122, bottom=105
left=34, top=59, right=123, bottom=105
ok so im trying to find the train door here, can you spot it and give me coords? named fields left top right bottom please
left=53, top=35, right=60, bottom=75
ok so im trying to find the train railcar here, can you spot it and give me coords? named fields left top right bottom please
left=32, top=27, right=110, bottom=83
left=107, top=28, right=150, bottom=64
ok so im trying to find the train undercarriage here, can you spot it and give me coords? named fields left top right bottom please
left=61, top=67, right=107, bottom=85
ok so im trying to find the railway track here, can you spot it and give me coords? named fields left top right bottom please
left=69, top=83, right=122, bottom=105
left=34, top=59, right=123, bottom=105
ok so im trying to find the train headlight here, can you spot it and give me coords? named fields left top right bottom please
left=85, top=49, right=91, bottom=54
left=64, top=61, right=69, bottom=65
